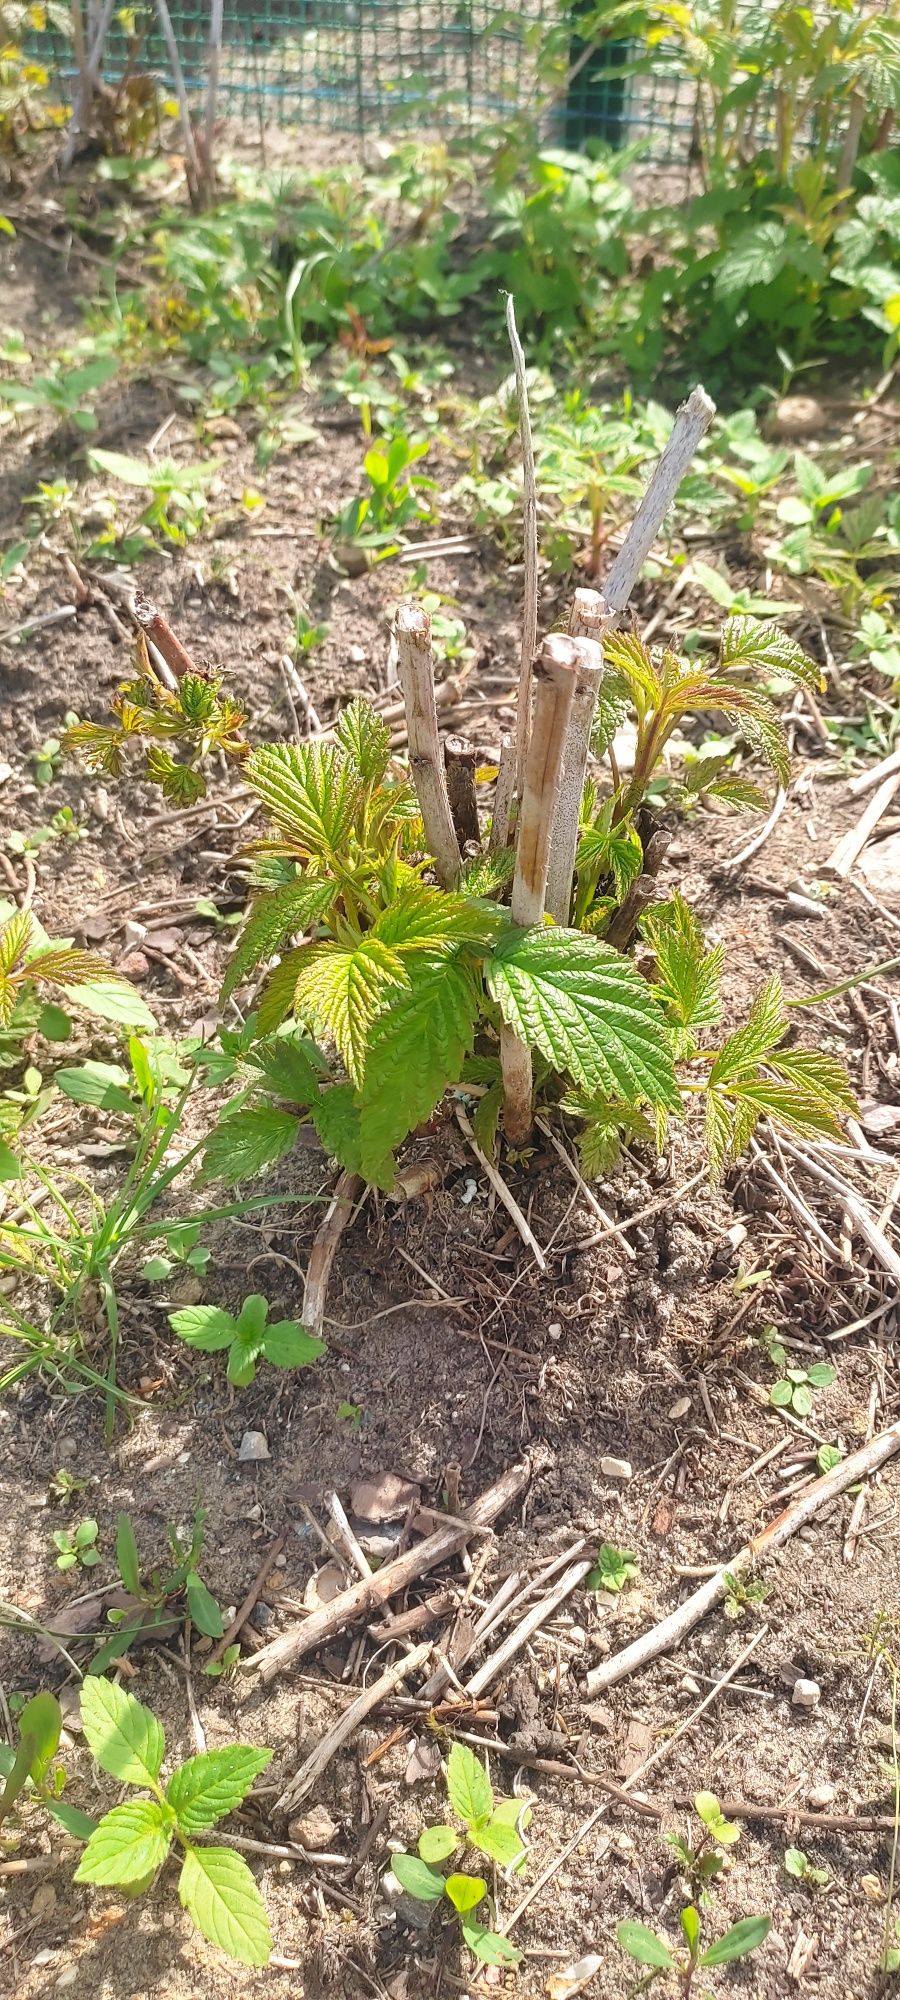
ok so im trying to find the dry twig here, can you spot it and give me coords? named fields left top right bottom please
left=276, top=1642, right=432, bottom=1812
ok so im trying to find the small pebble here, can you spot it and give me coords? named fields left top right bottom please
left=238, top=1429, right=270, bottom=1462
left=289, top=1804, right=337, bottom=1849
left=668, top=1396, right=692, bottom=1420
left=55, top=1972, right=77, bottom=1992
left=792, top=1677, right=821, bottom=1709
left=600, top=1456, right=633, bottom=1482
left=809, top=1782, right=835, bottom=1809
left=680, top=1673, right=701, bottom=1694
left=548, top=1322, right=562, bottom=1342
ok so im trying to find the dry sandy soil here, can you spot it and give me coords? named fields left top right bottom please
left=1, top=213, right=899, bottom=2000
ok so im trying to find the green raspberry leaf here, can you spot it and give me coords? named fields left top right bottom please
left=166, top=1747, right=272, bottom=1834
left=179, top=1845, right=272, bottom=1966
left=485, top=926, right=680, bottom=1110
left=79, top=1677, right=164, bottom=1787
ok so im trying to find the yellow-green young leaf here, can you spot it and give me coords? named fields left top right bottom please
left=0, top=909, right=32, bottom=975
left=79, top=1675, right=164, bottom=1787
left=257, top=946, right=317, bottom=1035
left=485, top=928, right=680, bottom=1112
left=602, top=631, right=664, bottom=711
left=371, top=885, right=505, bottom=955
left=641, top=895, right=724, bottom=1042
left=445, top=1872, right=487, bottom=1914
left=469, top=1816, right=526, bottom=1867
left=334, top=697, right=392, bottom=785
left=355, top=954, right=479, bottom=1188
left=26, top=947, right=123, bottom=986
left=0, top=972, right=18, bottom=1028
left=247, top=742, right=364, bottom=860
left=446, top=1742, right=492, bottom=1827
left=178, top=1845, right=271, bottom=1966
left=200, top=1105, right=300, bottom=1185
left=418, top=1824, right=458, bottom=1864
left=165, top=1748, right=272, bottom=1835
left=74, top=1801, right=171, bottom=1886
left=709, top=976, right=786, bottom=1085
left=220, top=880, right=338, bottom=1002
left=293, top=937, right=409, bottom=1087
left=617, top=1921, right=675, bottom=1968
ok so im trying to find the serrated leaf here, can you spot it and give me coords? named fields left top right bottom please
left=356, top=954, right=479, bottom=1187
left=445, top=1872, right=487, bottom=1913
left=308, top=1081, right=362, bottom=1173
left=74, top=1801, right=171, bottom=1886
left=79, top=1678, right=164, bottom=1788
left=168, top=1304, right=237, bottom=1352
left=699, top=1915, right=771, bottom=1965
left=446, top=1742, right=492, bottom=1826
left=590, top=672, right=630, bottom=756
left=200, top=1105, right=300, bottom=1184
left=459, top=847, right=516, bottom=897
left=0, top=910, right=33, bottom=974
left=261, top=1321, right=325, bottom=1369
left=115, top=1514, right=142, bottom=1597
left=293, top=937, right=409, bottom=1086
left=461, top=1917, right=521, bottom=1965
left=166, top=1747, right=271, bottom=1834
left=485, top=927, right=680, bottom=1112
left=179, top=1845, right=271, bottom=1965
left=640, top=892, right=724, bottom=1048
left=186, top=1573, right=224, bottom=1639
left=617, top=1921, right=674, bottom=1967
left=391, top=1852, right=445, bottom=1901
left=472, top=1078, right=503, bottom=1159
left=244, top=1033, right=326, bottom=1106
left=602, top=632, right=664, bottom=711
left=719, top=617, right=820, bottom=689
left=469, top=1817, right=526, bottom=1867
left=247, top=742, right=364, bottom=860
left=334, top=697, right=392, bottom=784
left=418, top=1824, right=458, bottom=1863
left=220, top=879, right=337, bottom=1003
left=371, top=885, right=505, bottom=955
left=576, top=819, right=643, bottom=903
left=710, top=977, right=786, bottom=1084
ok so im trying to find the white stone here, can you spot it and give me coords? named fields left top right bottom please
left=238, top=1429, right=270, bottom=1462
left=792, top=1677, right=821, bottom=1709
left=601, top=1456, right=633, bottom=1481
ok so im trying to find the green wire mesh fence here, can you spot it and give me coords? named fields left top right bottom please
left=41, top=4, right=702, bottom=158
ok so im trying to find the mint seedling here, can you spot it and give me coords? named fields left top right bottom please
left=587, top=1542, right=639, bottom=1593
left=167, top=1292, right=324, bottom=1386
left=391, top=1743, right=528, bottom=1967
left=75, top=1678, right=272, bottom=1965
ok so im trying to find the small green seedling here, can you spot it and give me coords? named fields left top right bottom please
left=617, top=1906, right=770, bottom=1991
left=141, top=1223, right=210, bottom=1284
left=816, top=1443, right=844, bottom=1473
left=29, top=735, right=66, bottom=786
left=167, top=1292, right=324, bottom=1387
left=52, top=1518, right=100, bottom=1571
left=722, top=1570, right=768, bottom=1620
left=784, top=1846, right=829, bottom=1888
left=48, top=1468, right=91, bottom=1505
left=667, top=1791, right=740, bottom=1893
left=588, top=1543, right=639, bottom=1593
left=203, top=1644, right=241, bottom=1681
left=391, top=1742, right=527, bottom=1967
left=94, top=1508, right=224, bottom=1674
left=0, top=1691, right=94, bottom=1842
left=75, top=1677, right=272, bottom=1965
left=764, top=1331, right=835, bottom=1416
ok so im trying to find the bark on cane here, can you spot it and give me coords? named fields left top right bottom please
left=444, top=735, right=480, bottom=849
left=489, top=735, right=517, bottom=852
left=394, top=603, right=462, bottom=888
left=501, top=638, right=579, bottom=1144
left=545, top=635, right=605, bottom=926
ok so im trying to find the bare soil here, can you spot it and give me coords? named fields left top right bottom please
left=1, top=227, right=899, bottom=2000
